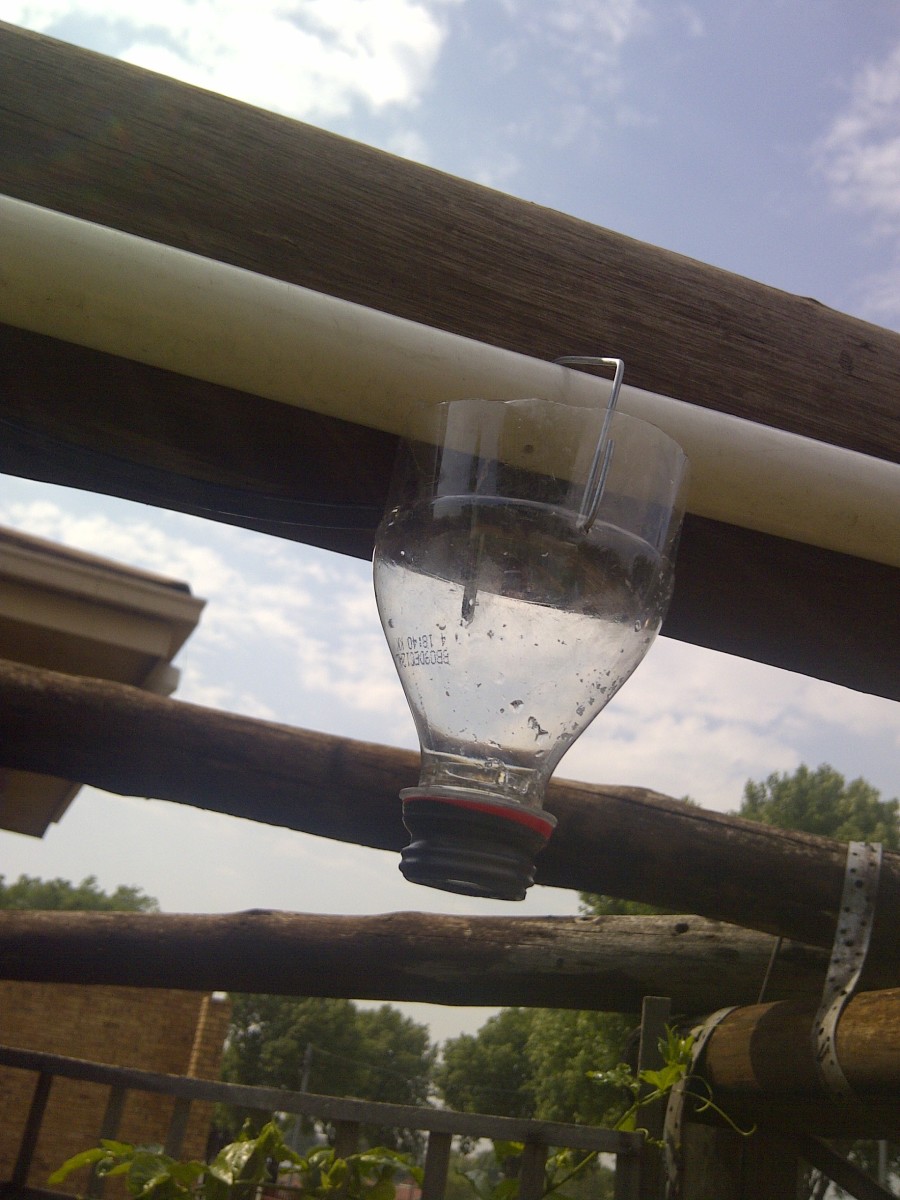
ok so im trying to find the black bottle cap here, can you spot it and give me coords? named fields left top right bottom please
left=399, top=789, right=556, bottom=901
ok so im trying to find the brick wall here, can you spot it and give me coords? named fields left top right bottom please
left=0, top=983, right=231, bottom=1193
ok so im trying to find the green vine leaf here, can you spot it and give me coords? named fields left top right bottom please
left=588, top=1023, right=753, bottom=1149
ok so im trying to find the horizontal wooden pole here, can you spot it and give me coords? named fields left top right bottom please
left=706, top=989, right=900, bottom=1097
left=2, top=659, right=899, bottom=970
left=0, top=909, right=843, bottom=1013
left=1, top=21, right=898, bottom=464
left=701, top=990, right=900, bottom=1140
left=3, top=329, right=897, bottom=702
left=2, top=21, right=899, bottom=701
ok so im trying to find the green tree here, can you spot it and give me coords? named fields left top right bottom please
left=220, top=995, right=435, bottom=1147
left=525, top=1009, right=632, bottom=1127
left=436, top=1009, right=537, bottom=1119
left=436, top=1005, right=634, bottom=1128
left=578, top=895, right=663, bottom=917
left=737, top=763, right=898, bottom=847
left=356, top=1005, right=435, bottom=1108
left=0, top=873, right=158, bottom=911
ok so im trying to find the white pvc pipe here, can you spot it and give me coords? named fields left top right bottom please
left=1, top=194, right=898, bottom=567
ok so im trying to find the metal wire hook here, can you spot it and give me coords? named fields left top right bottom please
left=555, top=356, right=624, bottom=532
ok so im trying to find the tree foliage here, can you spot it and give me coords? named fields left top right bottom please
left=436, top=1006, right=632, bottom=1128
left=51, top=1121, right=420, bottom=1200
left=578, top=894, right=663, bottom=917
left=220, top=995, right=435, bottom=1146
left=525, top=1009, right=632, bottom=1127
left=0, top=873, right=158, bottom=912
left=737, top=763, right=898, bottom=847
left=435, top=1009, right=537, bottom=1119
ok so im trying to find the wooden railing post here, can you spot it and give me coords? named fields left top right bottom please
left=88, top=1084, right=128, bottom=1198
left=0, top=1042, right=642, bottom=1200
left=332, top=1120, right=360, bottom=1160
left=164, top=1096, right=193, bottom=1158
left=11, top=1071, right=52, bottom=1191
left=518, top=1142, right=548, bottom=1200
left=421, top=1131, right=452, bottom=1200
left=614, top=1145, right=642, bottom=1200
left=636, top=996, right=671, bottom=1200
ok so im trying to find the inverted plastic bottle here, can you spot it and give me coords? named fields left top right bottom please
left=373, top=395, right=689, bottom=900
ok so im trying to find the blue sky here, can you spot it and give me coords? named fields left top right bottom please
left=1, top=0, right=898, bottom=1041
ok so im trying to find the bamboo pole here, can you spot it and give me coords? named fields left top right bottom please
left=1, top=659, right=898, bottom=966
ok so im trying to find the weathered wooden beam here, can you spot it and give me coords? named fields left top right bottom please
left=1, top=22, right=897, bottom=463
left=3, top=328, right=897, bottom=701
left=1, top=659, right=899, bottom=968
left=0, top=323, right=388, bottom=561
left=705, top=990, right=900, bottom=1098
left=2, top=23, right=899, bottom=700
left=794, top=1135, right=898, bottom=1200
left=699, top=990, right=900, bottom=1141
left=0, top=909, right=841, bottom=1013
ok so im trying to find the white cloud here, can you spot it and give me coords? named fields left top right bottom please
left=554, top=635, right=900, bottom=814
left=485, top=0, right=649, bottom=148
left=383, top=128, right=433, bottom=166
left=677, top=3, right=704, bottom=39
left=818, top=42, right=900, bottom=231
left=0, top=492, right=399, bottom=725
left=470, top=148, right=522, bottom=189
left=816, top=40, right=900, bottom=326
left=2, top=498, right=239, bottom=594
left=3, top=0, right=456, bottom=120
left=792, top=677, right=900, bottom=746
left=539, top=0, right=647, bottom=49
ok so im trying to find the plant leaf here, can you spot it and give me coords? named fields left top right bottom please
left=48, top=1147, right=111, bottom=1184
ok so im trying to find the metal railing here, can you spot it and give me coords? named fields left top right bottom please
left=0, top=1044, right=645, bottom=1200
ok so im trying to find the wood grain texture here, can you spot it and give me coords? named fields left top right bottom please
left=1, top=659, right=899, bottom=967
left=0, top=909, right=838, bottom=1013
left=1, top=21, right=898, bottom=463
left=698, top=991, right=900, bottom=1140
left=704, top=990, right=900, bottom=1098
left=1, top=21, right=898, bottom=699
left=2, top=325, right=898, bottom=699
